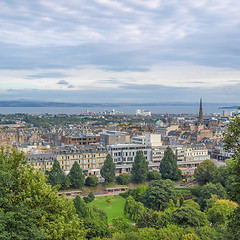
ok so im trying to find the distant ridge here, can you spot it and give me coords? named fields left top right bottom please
left=0, top=100, right=238, bottom=108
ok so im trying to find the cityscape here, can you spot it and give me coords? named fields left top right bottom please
left=1, top=99, right=234, bottom=176
left=1, top=0, right=240, bottom=239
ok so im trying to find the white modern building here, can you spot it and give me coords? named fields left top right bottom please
left=107, top=143, right=152, bottom=164
left=132, top=134, right=162, bottom=147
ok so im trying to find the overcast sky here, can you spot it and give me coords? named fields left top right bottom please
left=0, top=0, right=240, bottom=103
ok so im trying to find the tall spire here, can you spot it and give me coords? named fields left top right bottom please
left=199, top=98, right=203, bottom=125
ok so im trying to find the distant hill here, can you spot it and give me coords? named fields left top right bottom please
left=0, top=100, right=238, bottom=108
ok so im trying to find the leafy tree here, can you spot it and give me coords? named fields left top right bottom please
left=68, top=161, right=85, bottom=188
left=194, top=159, right=217, bottom=185
left=100, top=154, right=116, bottom=184
left=182, top=199, right=200, bottom=210
left=207, top=199, right=238, bottom=225
left=84, top=206, right=109, bottom=239
left=0, top=206, right=45, bottom=240
left=227, top=207, right=240, bottom=240
left=179, top=195, right=184, bottom=207
left=136, top=208, right=162, bottom=229
left=159, top=147, right=182, bottom=181
left=73, top=195, right=109, bottom=239
left=47, top=159, right=70, bottom=190
left=124, top=196, right=145, bottom=221
left=112, top=217, right=134, bottom=233
left=224, top=112, right=240, bottom=200
left=141, top=179, right=177, bottom=211
left=172, top=207, right=209, bottom=228
left=129, top=185, right=148, bottom=202
left=116, top=174, right=131, bottom=185
left=198, top=182, right=227, bottom=210
left=0, top=148, right=85, bottom=239
left=148, top=170, right=162, bottom=181
left=131, top=151, right=149, bottom=183
left=88, top=192, right=95, bottom=202
left=73, top=195, right=89, bottom=218
left=85, top=175, right=98, bottom=187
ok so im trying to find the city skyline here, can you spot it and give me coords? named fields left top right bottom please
left=1, top=0, right=240, bottom=103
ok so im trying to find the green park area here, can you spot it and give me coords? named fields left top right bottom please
left=89, top=195, right=126, bottom=225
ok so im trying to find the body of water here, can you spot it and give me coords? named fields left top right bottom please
left=0, top=104, right=237, bottom=115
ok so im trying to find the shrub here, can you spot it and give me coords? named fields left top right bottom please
left=148, top=170, right=162, bottom=181
left=85, top=175, right=98, bottom=187
left=116, top=174, right=131, bottom=185
left=106, top=197, right=112, bottom=203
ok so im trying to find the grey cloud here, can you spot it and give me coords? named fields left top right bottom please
left=101, top=67, right=150, bottom=72
left=96, top=79, right=119, bottom=84
left=1, top=82, right=240, bottom=104
left=26, top=72, right=69, bottom=79
left=57, top=80, right=69, bottom=85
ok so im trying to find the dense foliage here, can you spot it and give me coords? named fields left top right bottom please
left=68, top=161, right=85, bottom=188
left=131, top=151, right=149, bottom=183
left=159, top=147, right=182, bottom=181
left=141, top=179, right=177, bottom=211
left=0, top=148, right=85, bottom=239
left=100, top=154, right=116, bottom=184
left=116, top=174, right=131, bottom=185
left=148, top=170, right=162, bottom=181
left=194, top=159, right=217, bottom=185
left=85, top=175, right=99, bottom=187
left=46, top=159, right=70, bottom=190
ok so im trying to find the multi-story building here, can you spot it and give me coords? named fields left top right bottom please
left=107, top=144, right=152, bottom=164
left=27, top=145, right=108, bottom=178
left=155, top=125, right=178, bottom=137
left=100, top=131, right=130, bottom=146
left=27, top=153, right=55, bottom=171
left=151, top=143, right=210, bottom=175
left=54, top=145, right=107, bottom=177
left=61, top=134, right=100, bottom=145
left=132, top=134, right=162, bottom=147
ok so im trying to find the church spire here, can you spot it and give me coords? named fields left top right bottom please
left=199, top=98, right=203, bottom=125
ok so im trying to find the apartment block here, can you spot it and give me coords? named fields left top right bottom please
left=61, top=134, right=100, bottom=145
left=107, top=143, right=152, bottom=164
left=100, top=131, right=130, bottom=146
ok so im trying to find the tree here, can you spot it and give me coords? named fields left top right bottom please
left=0, top=206, right=45, bottom=240
left=182, top=199, right=200, bottom=210
left=85, top=175, right=98, bottom=187
left=130, top=185, right=148, bottom=202
left=199, top=182, right=227, bottom=210
left=148, top=170, right=162, bottom=181
left=68, top=161, right=85, bottom=188
left=112, top=217, right=134, bottom=233
left=141, top=179, right=177, bottom=211
left=83, top=206, right=109, bottom=239
left=73, top=195, right=109, bottom=239
left=172, top=207, right=209, bottom=228
left=159, top=147, right=182, bottom=181
left=194, top=159, right=217, bottom=185
left=116, top=174, right=131, bottom=185
left=207, top=199, right=238, bottom=225
left=0, top=148, right=85, bottom=239
left=73, top=195, right=89, bottom=218
left=83, top=192, right=95, bottom=204
left=47, top=159, right=70, bottom=190
left=224, top=112, right=240, bottom=239
left=131, top=151, right=149, bottom=183
left=100, top=154, right=116, bottom=184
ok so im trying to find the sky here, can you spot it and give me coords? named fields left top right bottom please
left=0, top=0, right=240, bottom=103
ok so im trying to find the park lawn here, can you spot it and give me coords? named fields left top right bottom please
left=88, top=195, right=126, bottom=225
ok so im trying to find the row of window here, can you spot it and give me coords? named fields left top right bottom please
left=60, top=153, right=105, bottom=159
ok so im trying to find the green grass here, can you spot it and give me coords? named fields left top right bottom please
left=88, top=195, right=126, bottom=225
